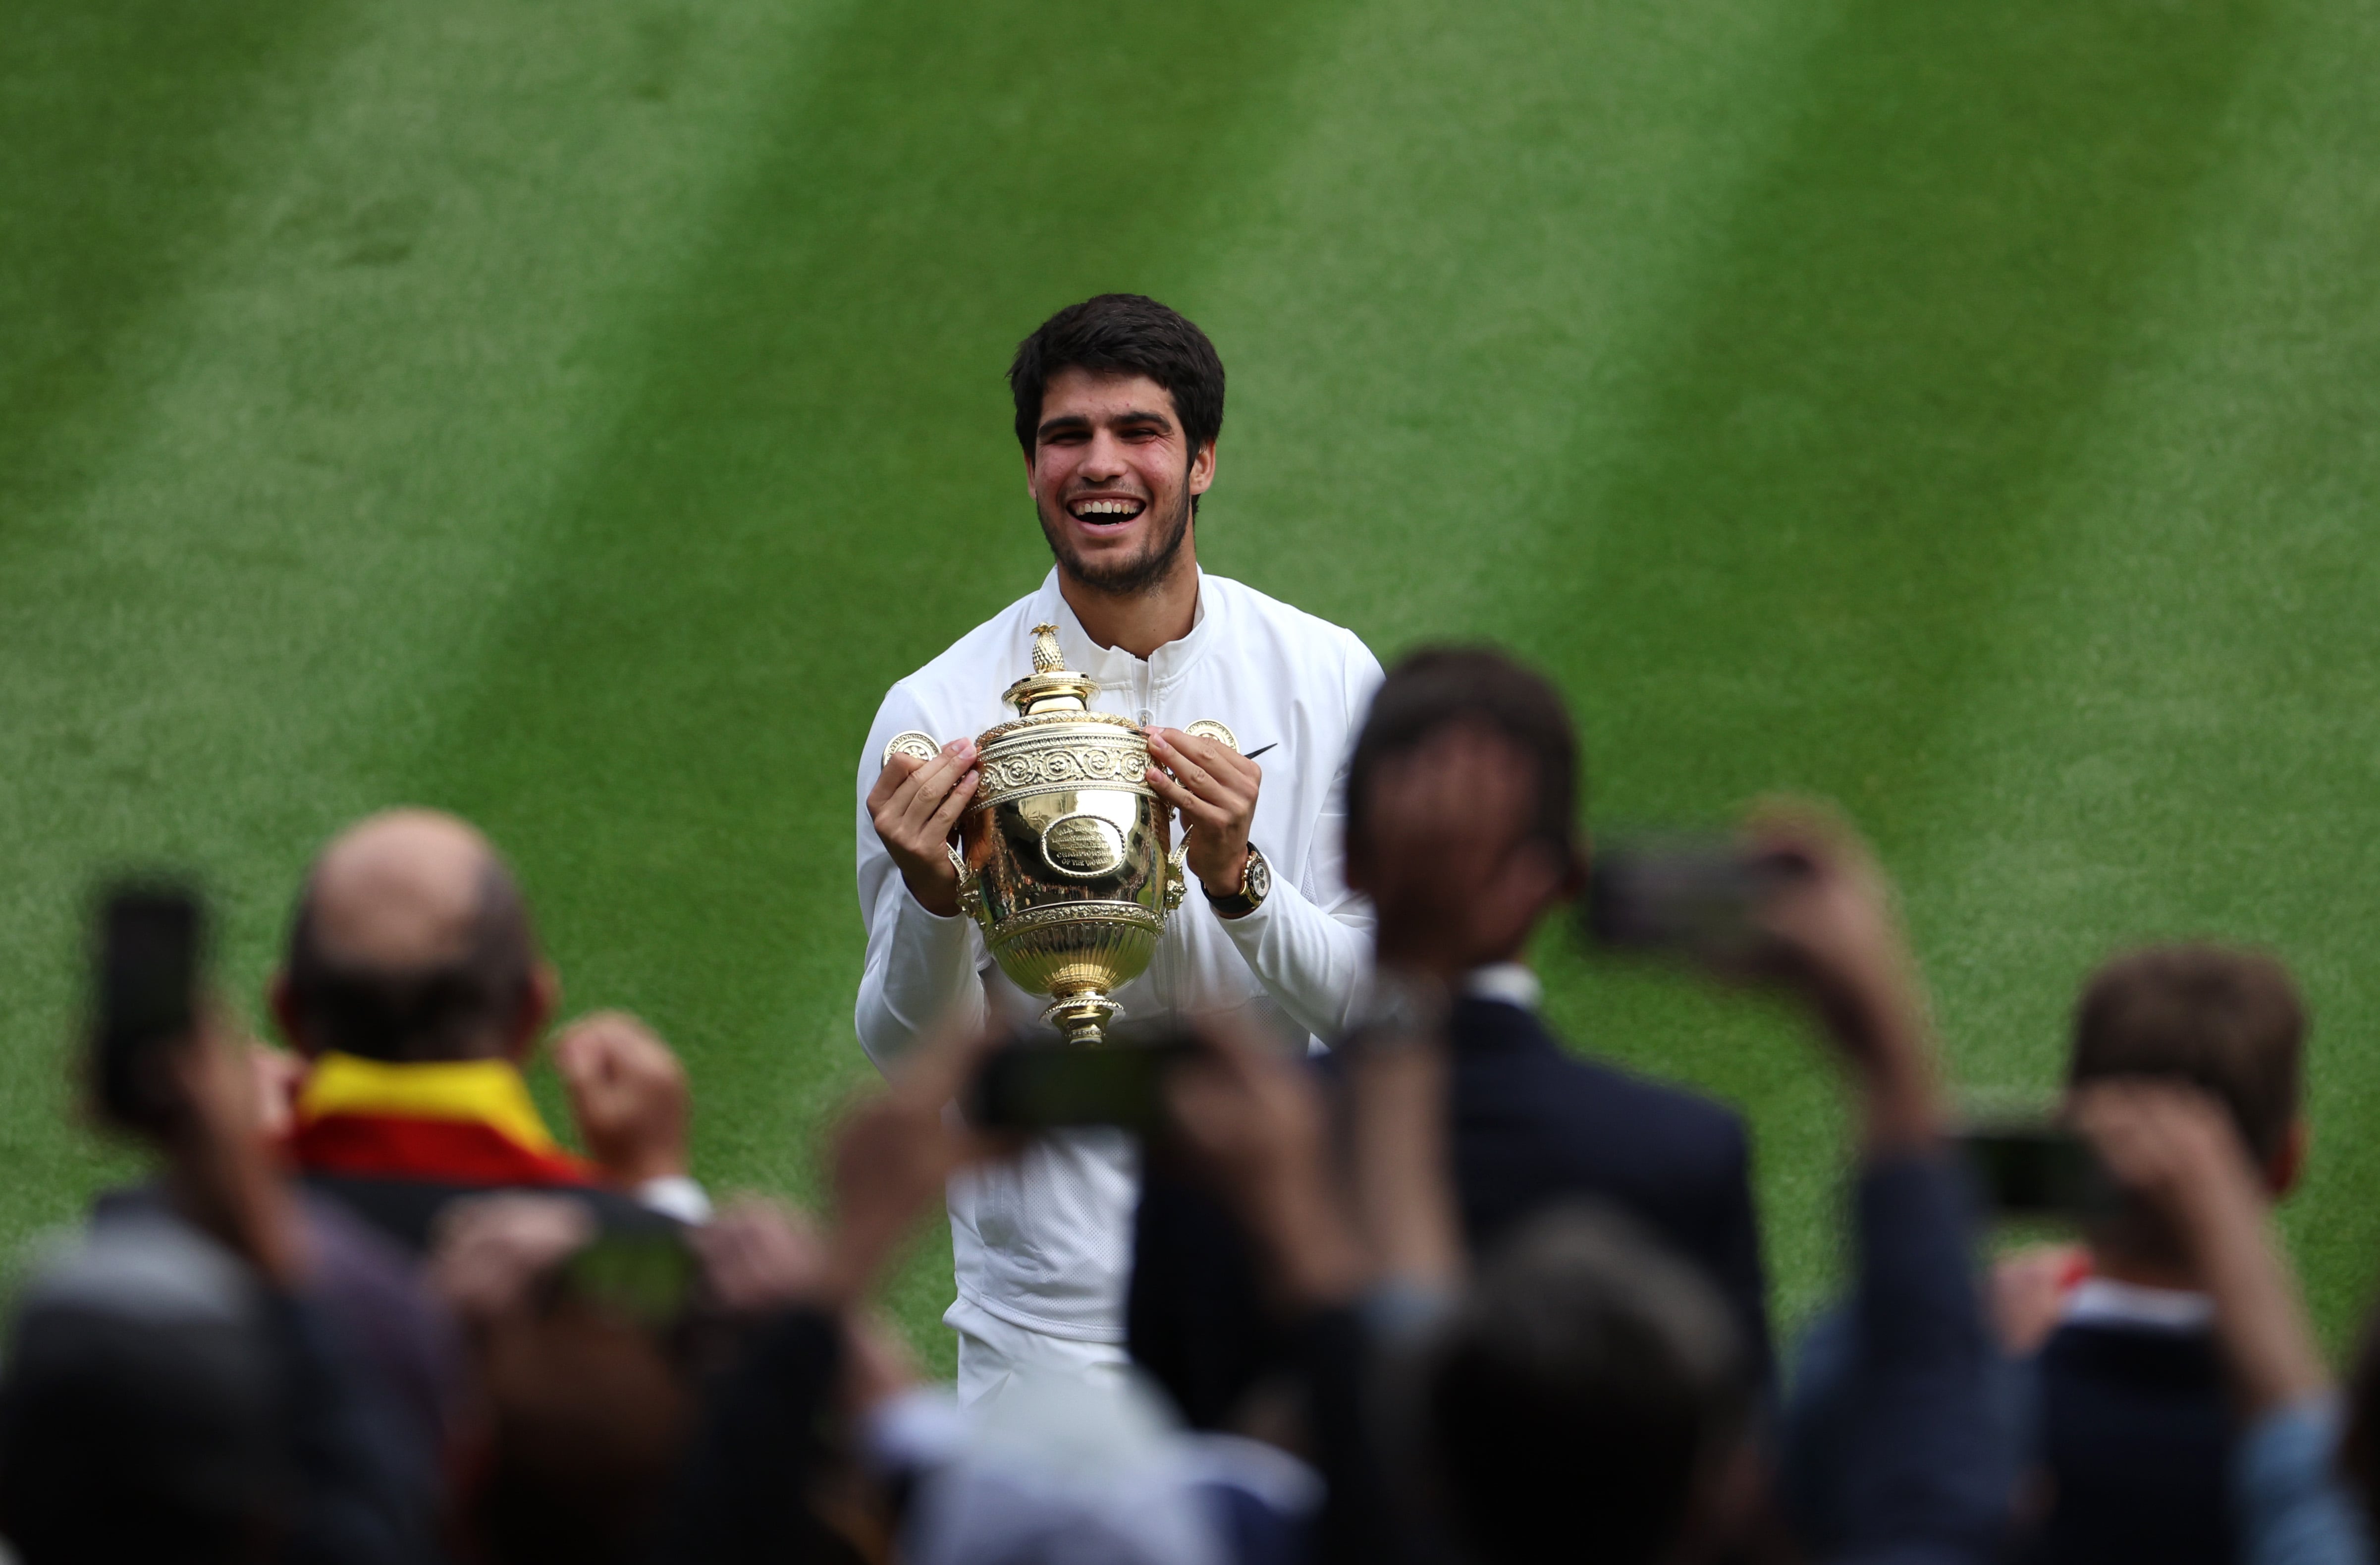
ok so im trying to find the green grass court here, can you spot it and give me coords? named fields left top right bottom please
left=6, top=0, right=2379, bottom=1373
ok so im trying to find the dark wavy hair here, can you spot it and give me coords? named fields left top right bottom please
left=1347, top=645, right=1584, bottom=862
left=1008, top=294, right=1226, bottom=461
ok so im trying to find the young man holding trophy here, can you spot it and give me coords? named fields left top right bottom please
left=854, top=294, right=1383, bottom=1400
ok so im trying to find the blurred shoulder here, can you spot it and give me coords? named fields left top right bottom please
left=1486, top=1011, right=1749, bottom=1166
left=1571, top=1051, right=1745, bottom=1146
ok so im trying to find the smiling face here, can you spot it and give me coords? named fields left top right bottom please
left=1027, top=367, right=1215, bottom=598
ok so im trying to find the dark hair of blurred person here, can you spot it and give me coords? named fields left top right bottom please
left=271, top=810, right=692, bottom=1252
left=470, top=1298, right=692, bottom=1565
left=0, top=1219, right=290, bottom=1565
left=2070, top=943, right=2305, bottom=1173
left=2341, top=1318, right=2380, bottom=1548
left=1343, top=644, right=1582, bottom=870
left=1421, top=1207, right=1755, bottom=1565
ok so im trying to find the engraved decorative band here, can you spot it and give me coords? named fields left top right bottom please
left=973, top=736, right=1154, bottom=804
left=988, top=901, right=1165, bottom=943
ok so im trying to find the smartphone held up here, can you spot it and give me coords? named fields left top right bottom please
left=964, top=1031, right=1200, bottom=1135
left=1955, top=1121, right=2119, bottom=1225
left=87, top=879, right=206, bottom=1134
left=1579, top=835, right=1812, bottom=962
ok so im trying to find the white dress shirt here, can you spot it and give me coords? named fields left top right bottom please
left=2062, top=1276, right=2215, bottom=1333
left=855, top=567, right=1382, bottom=1341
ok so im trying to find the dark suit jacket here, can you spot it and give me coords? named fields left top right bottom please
left=1443, top=995, right=1770, bottom=1379
left=2020, top=1321, right=2236, bottom=1565
left=1130, top=994, right=1772, bottom=1426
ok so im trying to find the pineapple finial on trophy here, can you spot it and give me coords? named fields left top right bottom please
left=1002, top=624, right=1100, bottom=717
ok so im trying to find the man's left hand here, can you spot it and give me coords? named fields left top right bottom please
left=1144, top=727, right=1261, bottom=907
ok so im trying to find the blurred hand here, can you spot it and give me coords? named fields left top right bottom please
left=867, top=740, right=978, bottom=918
left=249, top=1044, right=305, bottom=1141
left=1165, top=1021, right=1368, bottom=1307
left=1733, top=804, right=1922, bottom=1054
left=2070, top=1081, right=2325, bottom=1412
left=1340, top=1036, right=1463, bottom=1291
left=1726, top=802, right=1940, bottom=1151
left=688, top=1198, right=920, bottom=1415
left=552, top=1010, right=690, bottom=1187
left=1143, top=728, right=1263, bottom=906
left=825, top=1019, right=1011, bottom=1302
left=1990, top=1243, right=2086, bottom=1357
left=1358, top=720, right=1574, bottom=978
left=152, top=1009, right=305, bottom=1286
left=690, top=1197, right=828, bottom=1316
left=428, top=1193, right=593, bottom=1329
left=840, top=1308, right=920, bottom=1416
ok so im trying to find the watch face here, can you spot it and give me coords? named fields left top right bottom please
left=1245, top=850, right=1271, bottom=901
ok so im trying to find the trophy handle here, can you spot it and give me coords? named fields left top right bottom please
left=883, top=730, right=942, bottom=767
left=1164, top=843, right=1189, bottom=912
left=948, top=842, right=983, bottom=921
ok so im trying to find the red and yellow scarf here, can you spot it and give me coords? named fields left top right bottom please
left=290, top=1052, right=593, bottom=1187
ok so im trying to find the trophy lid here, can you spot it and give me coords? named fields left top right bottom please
left=1002, top=624, right=1101, bottom=716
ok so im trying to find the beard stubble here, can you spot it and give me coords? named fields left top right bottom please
left=1038, top=483, right=1195, bottom=598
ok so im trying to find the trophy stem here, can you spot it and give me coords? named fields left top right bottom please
left=1041, top=991, right=1123, bottom=1048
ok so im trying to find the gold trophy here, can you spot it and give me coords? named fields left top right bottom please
left=882, top=626, right=1234, bottom=1046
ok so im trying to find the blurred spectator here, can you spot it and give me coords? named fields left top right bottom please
left=649, top=1018, right=1330, bottom=1565
left=270, top=809, right=705, bottom=1249
left=2074, top=1083, right=2369, bottom=1565
left=1344, top=648, right=1768, bottom=1372
left=425, top=1196, right=699, bottom=1565
left=1157, top=726, right=2004, bottom=1564
left=1130, top=646, right=1772, bottom=1431
left=0, top=1006, right=440, bottom=1565
left=2031, top=946, right=2310, bottom=1565
left=1790, top=942, right=2316, bottom=1564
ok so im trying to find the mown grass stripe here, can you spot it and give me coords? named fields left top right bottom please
left=0, top=0, right=852, bottom=1246
left=1904, top=0, right=2380, bottom=1345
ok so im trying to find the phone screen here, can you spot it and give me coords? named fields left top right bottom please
left=1956, top=1124, right=2116, bottom=1222
left=967, top=1038, right=1197, bottom=1132
left=1582, top=838, right=1808, bottom=956
left=92, top=884, right=203, bottom=1129
left=557, top=1232, right=701, bottom=1329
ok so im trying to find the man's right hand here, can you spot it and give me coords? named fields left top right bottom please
left=867, top=737, right=978, bottom=918
left=552, top=1010, right=692, bottom=1187
left=1731, top=802, right=1942, bottom=1154
left=2071, top=1082, right=2327, bottom=1414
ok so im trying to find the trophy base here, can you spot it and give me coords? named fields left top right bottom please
left=1041, top=992, right=1123, bottom=1048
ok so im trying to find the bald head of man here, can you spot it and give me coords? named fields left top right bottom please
left=271, top=810, right=554, bottom=1063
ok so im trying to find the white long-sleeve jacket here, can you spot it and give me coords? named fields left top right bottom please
left=854, top=568, right=1382, bottom=1342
